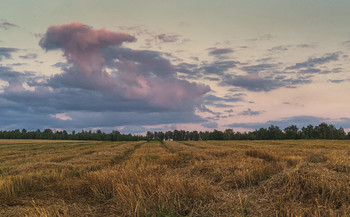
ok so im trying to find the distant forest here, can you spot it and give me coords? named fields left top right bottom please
left=0, top=123, right=349, bottom=141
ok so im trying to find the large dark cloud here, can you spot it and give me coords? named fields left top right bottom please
left=0, top=66, right=35, bottom=92
left=102, top=47, right=174, bottom=78
left=38, top=22, right=210, bottom=110
left=39, top=22, right=136, bottom=89
left=0, top=66, right=22, bottom=80
left=0, top=22, right=211, bottom=130
left=0, top=98, right=205, bottom=131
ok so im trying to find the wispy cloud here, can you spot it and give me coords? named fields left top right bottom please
left=0, top=21, right=18, bottom=30
left=19, top=53, right=38, bottom=59
left=286, top=52, right=341, bottom=70
left=0, top=47, right=19, bottom=60
left=208, top=47, right=234, bottom=56
left=238, top=108, right=263, bottom=116
left=227, top=116, right=328, bottom=129
left=153, top=34, right=180, bottom=43
left=241, top=63, right=277, bottom=74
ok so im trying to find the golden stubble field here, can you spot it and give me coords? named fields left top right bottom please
left=0, top=139, right=349, bottom=216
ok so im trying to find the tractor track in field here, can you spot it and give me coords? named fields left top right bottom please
left=180, top=141, right=208, bottom=149
left=110, top=141, right=146, bottom=165
left=160, top=141, right=177, bottom=153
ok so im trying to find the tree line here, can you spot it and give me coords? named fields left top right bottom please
left=0, top=123, right=348, bottom=141
left=147, top=123, right=348, bottom=141
left=0, top=129, right=144, bottom=141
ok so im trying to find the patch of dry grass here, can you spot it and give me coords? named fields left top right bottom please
left=0, top=139, right=349, bottom=216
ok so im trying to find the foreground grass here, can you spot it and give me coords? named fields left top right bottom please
left=0, top=140, right=349, bottom=216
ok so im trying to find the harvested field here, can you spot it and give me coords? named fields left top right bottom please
left=0, top=139, right=349, bottom=216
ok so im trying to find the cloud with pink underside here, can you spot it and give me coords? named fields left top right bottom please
left=37, top=22, right=210, bottom=111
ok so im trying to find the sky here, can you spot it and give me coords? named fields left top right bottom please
left=1, top=0, right=350, bottom=134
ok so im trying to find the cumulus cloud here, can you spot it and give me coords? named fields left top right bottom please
left=102, top=47, right=210, bottom=110
left=0, top=22, right=211, bottom=130
left=39, top=22, right=136, bottom=89
left=38, top=22, right=210, bottom=110
left=0, top=66, right=35, bottom=92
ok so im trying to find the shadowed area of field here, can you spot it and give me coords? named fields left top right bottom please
left=0, top=140, right=349, bottom=216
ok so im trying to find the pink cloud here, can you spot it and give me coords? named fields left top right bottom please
left=6, top=79, right=25, bottom=92
left=51, top=113, right=72, bottom=121
left=39, top=22, right=210, bottom=110
left=40, top=22, right=136, bottom=88
left=112, top=54, right=210, bottom=110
